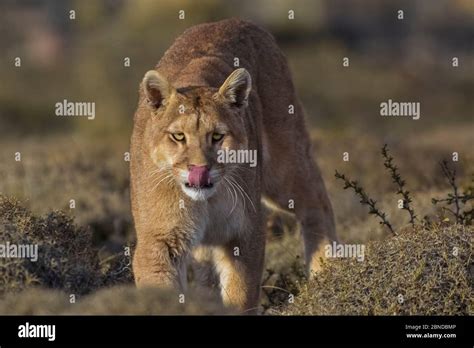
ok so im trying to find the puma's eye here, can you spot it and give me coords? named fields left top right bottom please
left=171, top=133, right=185, bottom=142
left=212, top=133, right=224, bottom=142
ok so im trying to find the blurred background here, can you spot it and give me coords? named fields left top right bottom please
left=0, top=0, right=472, bottom=312
left=1, top=0, right=473, bottom=135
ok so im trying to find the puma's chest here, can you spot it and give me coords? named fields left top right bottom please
left=197, top=195, right=250, bottom=246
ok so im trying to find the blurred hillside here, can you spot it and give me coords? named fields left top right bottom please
left=0, top=0, right=473, bottom=139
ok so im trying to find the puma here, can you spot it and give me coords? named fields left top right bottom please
left=130, top=18, right=337, bottom=313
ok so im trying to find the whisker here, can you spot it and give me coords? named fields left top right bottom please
left=223, top=182, right=235, bottom=218
left=150, top=171, right=170, bottom=183
left=151, top=172, right=173, bottom=191
left=147, top=165, right=171, bottom=179
left=224, top=177, right=238, bottom=216
left=228, top=176, right=246, bottom=212
left=229, top=164, right=255, bottom=174
left=166, top=175, right=175, bottom=186
left=227, top=173, right=257, bottom=213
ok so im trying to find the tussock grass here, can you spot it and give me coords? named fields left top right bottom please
left=0, top=195, right=101, bottom=295
left=281, top=224, right=473, bottom=315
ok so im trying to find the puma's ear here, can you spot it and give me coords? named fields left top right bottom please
left=142, top=70, right=173, bottom=108
left=217, top=68, right=252, bottom=107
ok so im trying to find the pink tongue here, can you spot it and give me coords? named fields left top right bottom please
left=188, top=166, right=210, bottom=187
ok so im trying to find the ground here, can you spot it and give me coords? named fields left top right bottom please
left=0, top=125, right=472, bottom=315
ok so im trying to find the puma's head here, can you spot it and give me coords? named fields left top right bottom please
left=142, top=68, right=252, bottom=201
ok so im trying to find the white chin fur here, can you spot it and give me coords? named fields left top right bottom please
left=181, top=184, right=216, bottom=201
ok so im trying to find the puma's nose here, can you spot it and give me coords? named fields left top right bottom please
left=187, top=165, right=212, bottom=188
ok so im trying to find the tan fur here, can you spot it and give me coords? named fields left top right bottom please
left=130, top=18, right=337, bottom=313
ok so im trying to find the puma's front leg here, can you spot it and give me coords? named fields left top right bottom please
left=214, top=233, right=265, bottom=314
left=133, top=231, right=190, bottom=291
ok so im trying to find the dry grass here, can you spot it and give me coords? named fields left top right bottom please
left=0, top=195, right=132, bottom=297
left=0, top=286, right=230, bottom=315
left=0, top=124, right=472, bottom=315
left=281, top=224, right=473, bottom=315
left=0, top=196, right=102, bottom=296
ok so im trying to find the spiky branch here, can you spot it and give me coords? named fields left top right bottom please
left=335, top=170, right=396, bottom=235
left=432, top=161, right=473, bottom=224
left=381, top=144, right=417, bottom=227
